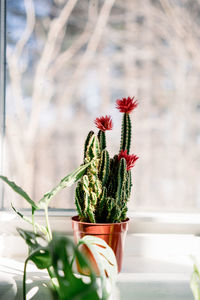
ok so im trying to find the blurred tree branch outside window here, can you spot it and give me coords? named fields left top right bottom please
left=3, top=0, right=200, bottom=212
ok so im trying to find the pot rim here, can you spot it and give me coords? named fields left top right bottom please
left=72, top=215, right=129, bottom=226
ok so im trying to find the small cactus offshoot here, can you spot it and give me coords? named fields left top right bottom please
left=75, top=97, right=138, bottom=223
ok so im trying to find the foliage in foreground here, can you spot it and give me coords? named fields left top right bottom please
left=0, top=164, right=117, bottom=299
left=191, top=258, right=200, bottom=300
left=20, top=230, right=116, bottom=300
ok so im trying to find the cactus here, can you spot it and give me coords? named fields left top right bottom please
left=116, top=158, right=127, bottom=206
left=84, top=130, right=94, bottom=160
left=120, top=113, right=132, bottom=154
left=99, top=149, right=110, bottom=186
left=98, top=130, right=106, bottom=151
left=75, top=97, right=138, bottom=223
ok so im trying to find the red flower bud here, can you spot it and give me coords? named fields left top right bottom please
left=118, top=150, right=139, bottom=171
left=94, top=115, right=113, bottom=132
left=116, top=97, right=138, bottom=114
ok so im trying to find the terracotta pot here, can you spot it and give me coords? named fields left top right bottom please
left=72, top=216, right=129, bottom=275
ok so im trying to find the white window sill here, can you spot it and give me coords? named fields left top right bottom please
left=0, top=210, right=198, bottom=299
left=0, top=233, right=196, bottom=299
left=0, top=255, right=193, bottom=300
left=1, top=210, right=200, bottom=236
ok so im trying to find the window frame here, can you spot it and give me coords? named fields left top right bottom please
left=0, top=209, right=200, bottom=236
left=0, top=0, right=6, bottom=210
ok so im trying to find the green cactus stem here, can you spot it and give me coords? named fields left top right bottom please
left=116, top=158, right=127, bottom=206
left=110, top=203, right=121, bottom=223
left=82, top=175, right=90, bottom=215
left=75, top=188, right=84, bottom=221
left=84, top=130, right=94, bottom=160
left=97, top=186, right=107, bottom=221
left=126, top=171, right=132, bottom=199
left=99, top=149, right=110, bottom=186
left=76, top=132, right=103, bottom=223
left=82, top=174, right=96, bottom=223
left=120, top=206, right=128, bottom=221
left=98, top=130, right=106, bottom=152
left=75, top=98, right=137, bottom=223
left=120, top=113, right=132, bottom=154
left=107, top=155, right=118, bottom=198
left=106, top=197, right=114, bottom=222
left=85, top=134, right=100, bottom=163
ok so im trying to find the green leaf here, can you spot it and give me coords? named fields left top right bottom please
left=23, top=246, right=52, bottom=300
left=79, top=235, right=118, bottom=299
left=49, top=234, right=101, bottom=300
left=190, top=257, right=200, bottom=300
left=191, top=268, right=200, bottom=300
left=20, top=229, right=52, bottom=300
left=38, top=162, right=91, bottom=209
left=18, top=228, right=51, bottom=270
left=17, top=228, right=45, bottom=250
left=12, top=204, right=47, bottom=235
left=0, top=175, right=39, bottom=210
left=21, top=232, right=104, bottom=300
left=29, top=248, right=52, bottom=270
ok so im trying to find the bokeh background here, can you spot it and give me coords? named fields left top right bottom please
left=4, top=0, right=200, bottom=211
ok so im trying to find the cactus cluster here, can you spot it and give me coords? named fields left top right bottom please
left=75, top=97, right=138, bottom=223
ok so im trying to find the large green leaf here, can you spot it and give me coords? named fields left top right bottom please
left=80, top=236, right=118, bottom=278
left=79, top=236, right=118, bottom=300
left=20, top=231, right=106, bottom=300
left=17, top=228, right=51, bottom=268
left=17, top=228, right=45, bottom=251
left=49, top=234, right=101, bottom=300
left=0, top=175, right=39, bottom=210
left=38, top=162, right=91, bottom=208
left=19, top=229, right=52, bottom=300
left=23, top=248, right=52, bottom=300
left=28, top=248, right=52, bottom=270
left=17, top=228, right=51, bottom=269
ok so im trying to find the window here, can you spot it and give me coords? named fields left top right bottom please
left=1, top=0, right=200, bottom=214
left=0, top=0, right=6, bottom=210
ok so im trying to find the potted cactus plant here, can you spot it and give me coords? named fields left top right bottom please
left=72, top=96, right=139, bottom=273
left=0, top=96, right=138, bottom=277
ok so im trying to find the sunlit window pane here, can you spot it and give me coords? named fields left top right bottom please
left=4, top=0, right=200, bottom=211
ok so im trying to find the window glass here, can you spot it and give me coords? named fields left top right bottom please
left=4, top=0, right=200, bottom=211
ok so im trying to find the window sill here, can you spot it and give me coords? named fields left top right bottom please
left=1, top=210, right=200, bottom=236
left=0, top=219, right=197, bottom=299
left=1, top=210, right=200, bottom=259
left=0, top=253, right=193, bottom=300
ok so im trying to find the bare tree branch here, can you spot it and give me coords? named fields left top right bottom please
left=48, top=24, right=91, bottom=78
left=27, top=0, right=79, bottom=140
left=6, top=0, right=35, bottom=135
left=60, top=0, right=116, bottom=102
left=14, top=0, right=35, bottom=59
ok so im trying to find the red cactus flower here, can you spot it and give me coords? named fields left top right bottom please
left=118, top=150, right=139, bottom=171
left=116, top=96, right=138, bottom=114
left=94, top=115, right=113, bottom=132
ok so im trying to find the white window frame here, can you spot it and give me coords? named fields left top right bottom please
left=0, top=0, right=6, bottom=210
left=0, top=210, right=200, bottom=236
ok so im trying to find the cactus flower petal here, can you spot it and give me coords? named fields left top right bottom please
left=94, top=115, right=113, bottom=131
left=118, top=150, right=139, bottom=170
left=116, top=97, right=138, bottom=114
